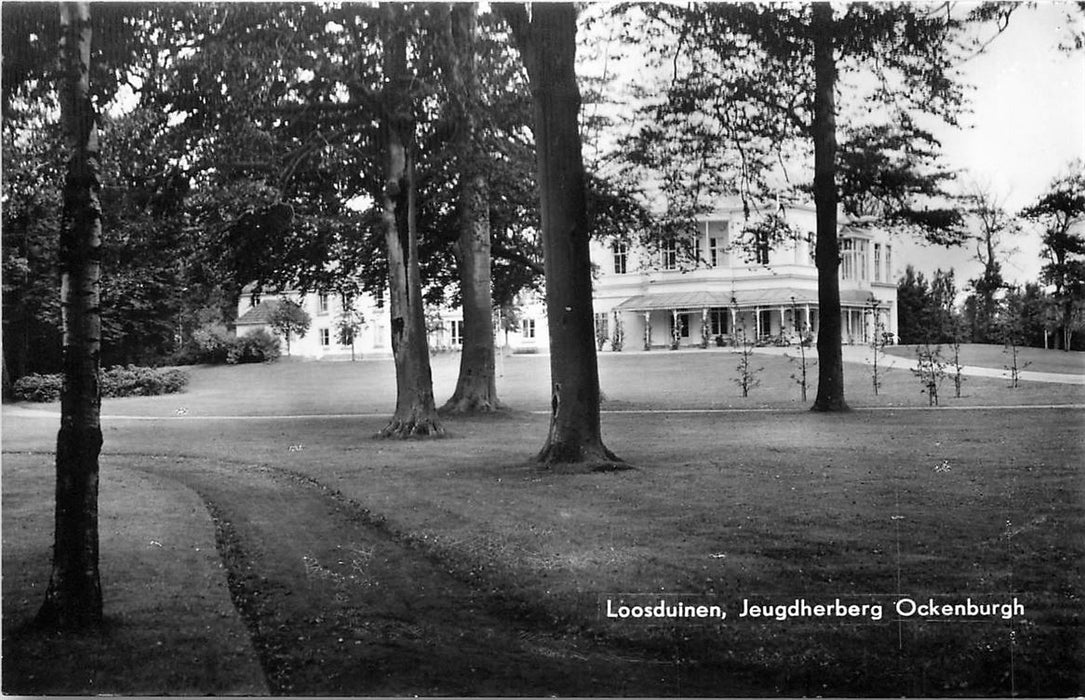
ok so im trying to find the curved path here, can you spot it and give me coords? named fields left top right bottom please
left=118, top=457, right=762, bottom=696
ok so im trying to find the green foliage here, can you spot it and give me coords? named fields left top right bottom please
left=269, top=299, right=311, bottom=353
left=10, top=373, right=63, bottom=402
left=837, top=123, right=965, bottom=244
left=3, top=99, right=198, bottom=376
left=336, top=303, right=365, bottom=345
left=2, top=111, right=64, bottom=379
left=1021, top=162, right=1085, bottom=350
left=865, top=297, right=889, bottom=396
left=12, top=366, right=188, bottom=403
left=611, top=312, right=624, bottom=352
left=998, top=290, right=1035, bottom=388
left=897, top=265, right=958, bottom=344
left=733, top=325, right=763, bottom=398
left=911, top=343, right=947, bottom=407
left=962, top=185, right=1017, bottom=344
left=227, top=330, right=282, bottom=365
left=177, top=326, right=281, bottom=365
left=100, top=366, right=189, bottom=398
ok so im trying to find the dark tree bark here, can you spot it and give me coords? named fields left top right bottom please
left=500, top=3, right=622, bottom=468
left=36, top=1, right=104, bottom=629
left=441, top=3, right=502, bottom=414
left=377, top=6, right=444, bottom=438
left=810, top=2, right=849, bottom=412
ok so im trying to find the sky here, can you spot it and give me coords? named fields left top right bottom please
left=886, top=2, right=1084, bottom=288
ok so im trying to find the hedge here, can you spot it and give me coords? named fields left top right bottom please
left=12, top=365, right=189, bottom=403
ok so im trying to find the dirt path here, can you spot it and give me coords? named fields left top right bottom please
left=139, top=457, right=758, bottom=696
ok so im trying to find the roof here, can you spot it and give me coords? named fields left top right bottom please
left=614, top=288, right=885, bottom=311
left=235, top=300, right=280, bottom=326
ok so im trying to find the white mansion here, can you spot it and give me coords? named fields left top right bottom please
left=236, top=201, right=899, bottom=358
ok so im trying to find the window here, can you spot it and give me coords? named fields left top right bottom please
left=612, top=241, right=628, bottom=274
left=692, top=237, right=701, bottom=265
left=594, top=312, right=609, bottom=343
left=840, top=238, right=855, bottom=280
left=755, top=228, right=771, bottom=266
left=710, top=309, right=729, bottom=335
left=758, top=310, right=773, bottom=337
left=874, top=243, right=882, bottom=282
left=857, top=240, right=868, bottom=280
left=707, top=220, right=729, bottom=267
left=317, top=292, right=329, bottom=315
left=661, top=240, right=678, bottom=270
left=319, top=328, right=330, bottom=347
left=807, top=231, right=816, bottom=263
left=450, top=320, right=463, bottom=345
left=522, top=318, right=536, bottom=339
left=885, top=245, right=893, bottom=281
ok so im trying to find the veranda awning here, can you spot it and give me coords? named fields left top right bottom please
left=613, top=288, right=885, bottom=312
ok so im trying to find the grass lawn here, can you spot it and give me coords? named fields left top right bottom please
left=3, top=350, right=1083, bottom=696
left=884, top=342, right=1085, bottom=376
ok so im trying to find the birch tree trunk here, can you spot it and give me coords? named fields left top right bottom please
left=36, top=0, right=104, bottom=628
left=378, top=6, right=444, bottom=438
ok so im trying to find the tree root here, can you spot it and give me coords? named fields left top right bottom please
left=377, top=415, right=446, bottom=439
left=438, top=395, right=505, bottom=415
left=534, top=440, right=630, bottom=473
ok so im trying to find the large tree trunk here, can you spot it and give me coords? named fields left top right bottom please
left=378, top=6, right=444, bottom=438
left=502, top=4, right=622, bottom=469
left=810, top=2, right=849, bottom=413
left=442, top=3, right=502, bottom=414
left=36, top=1, right=104, bottom=629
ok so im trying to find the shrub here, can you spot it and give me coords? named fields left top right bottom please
left=227, top=329, right=281, bottom=364
left=12, top=366, right=188, bottom=402
left=101, top=365, right=189, bottom=397
left=175, top=325, right=281, bottom=365
left=169, top=325, right=234, bottom=365
left=11, top=373, right=64, bottom=402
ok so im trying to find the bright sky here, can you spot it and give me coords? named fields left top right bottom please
left=892, top=2, right=1084, bottom=288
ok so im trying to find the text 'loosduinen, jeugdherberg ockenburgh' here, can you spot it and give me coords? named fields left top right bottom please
left=601, top=596, right=1025, bottom=623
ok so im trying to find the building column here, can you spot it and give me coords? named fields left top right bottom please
left=671, top=308, right=680, bottom=349
left=804, top=305, right=811, bottom=333
left=779, top=306, right=787, bottom=337
left=643, top=311, right=651, bottom=351
left=730, top=306, right=737, bottom=337
left=755, top=306, right=762, bottom=338
left=701, top=307, right=709, bottom=348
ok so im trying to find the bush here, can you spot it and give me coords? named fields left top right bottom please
left=11, top=373, right=64, bottom=402
left=101, top=365, right=189, bottom=397
left=227, top=329, right=281, bottom=364
left=12, top=366, right=189, bottom=402
left=174, top=325, right=281, bottom=365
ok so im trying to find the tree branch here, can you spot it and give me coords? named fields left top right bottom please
left=492, top=244, right=544, bottom=276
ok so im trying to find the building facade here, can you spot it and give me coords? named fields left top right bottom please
left=236, top=202, right=897, bottom=358
left=235, top=287, right=549, bottom=359
left=592, top=202, right=899, bottom=351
